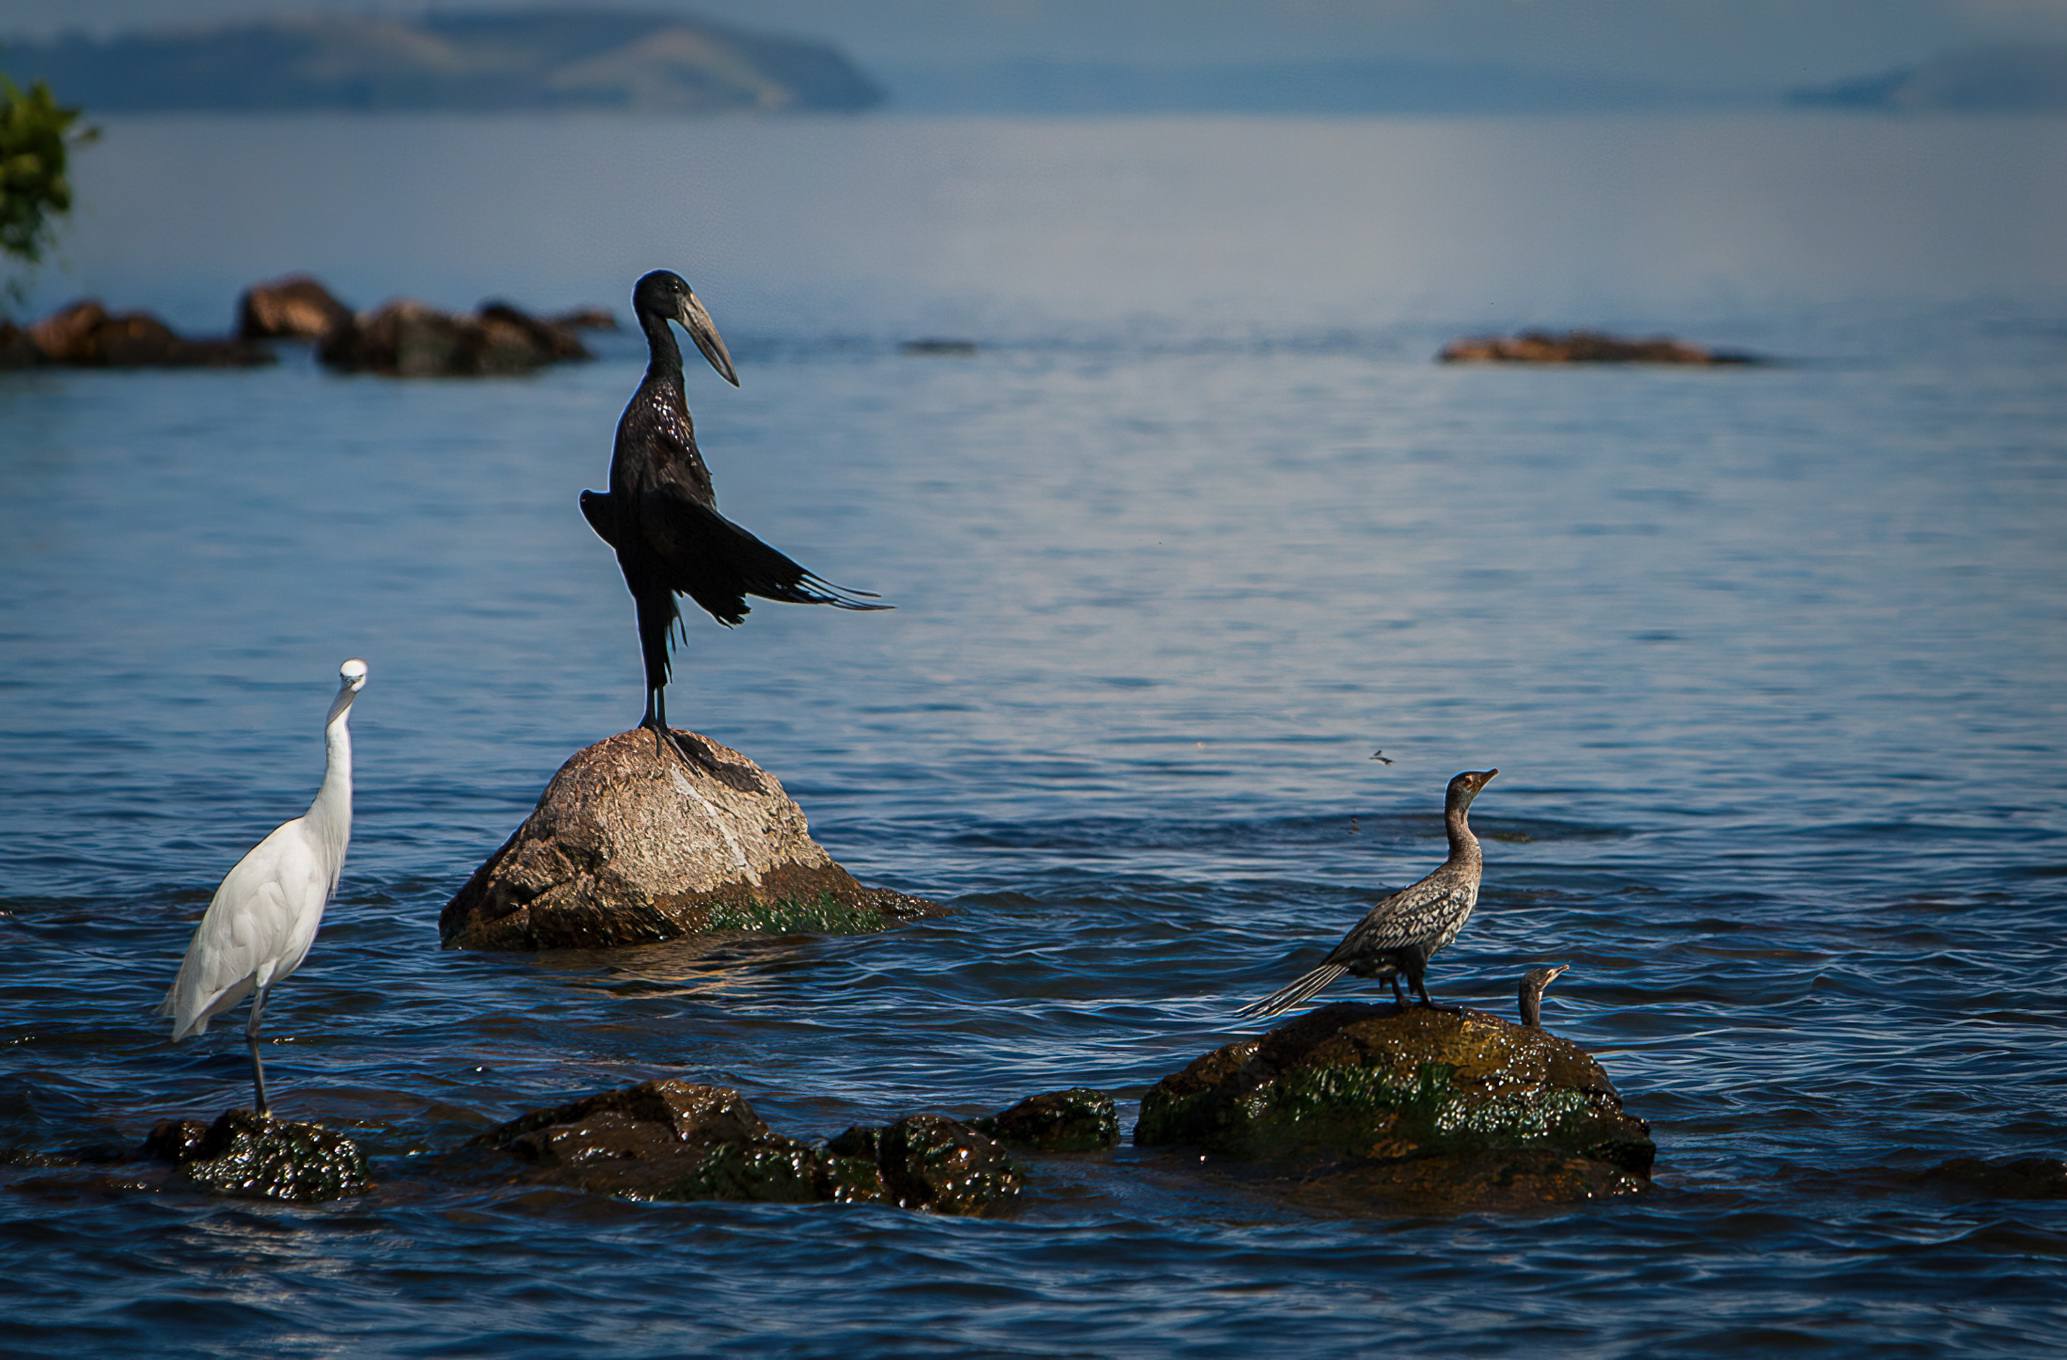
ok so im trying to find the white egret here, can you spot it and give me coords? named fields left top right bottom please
left=162, top=658, right=367, bottom=1115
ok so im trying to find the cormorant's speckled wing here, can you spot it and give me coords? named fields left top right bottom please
left=1323, top=877, right=1469, bottom=962
left=633, top=479, right=886, bottom=627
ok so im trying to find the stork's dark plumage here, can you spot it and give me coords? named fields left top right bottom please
left=580, top=270, right=886, bottom=758
left=1237, top=769, right=1498, bottom=1020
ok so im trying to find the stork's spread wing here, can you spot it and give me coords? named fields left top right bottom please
left=632, top=480, right=888, bottom=627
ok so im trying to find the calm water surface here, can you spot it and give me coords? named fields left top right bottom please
left=3, top=115, right=2066, bottom=1356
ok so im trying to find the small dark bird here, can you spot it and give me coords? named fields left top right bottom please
left=1370, top=750, right=1393, bottom=765
left=1237, top=769, right=1498, bottom=1020
left=580, top=271, right=887, bottom=760
left=1518, top=963, right=1569, bottom=1029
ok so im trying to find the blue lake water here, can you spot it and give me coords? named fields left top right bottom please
left=3, top=113, right=2066, bottom=1356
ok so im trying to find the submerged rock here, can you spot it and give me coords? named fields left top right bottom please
left=440, top=728, right=940, bottom=950
left=469, top=1080, right=1019, bottom=1214
left=899, top=338, right=980, bottom=356
left=1136, top=1003, right=1653, bottom=1211
left=143, top=1109, right=371, bottom=1202
left=1438, top=330, right=1766, bottom=366
left=1919, top=1156, right=2067, bottom=1198
left=830, top=1115, right=1024, bottom=1214
left=18, top=299, right=274, bottom=369
left=237, top=274, right=353, bottom=342
left=317, top=298, right=589, bottom=377
left=975, top=1087, right=1119, bottom=1152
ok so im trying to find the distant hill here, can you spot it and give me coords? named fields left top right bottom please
left=0, top=9, right=884, bottom=113
left=1790, top=43, right=2067, bottom=111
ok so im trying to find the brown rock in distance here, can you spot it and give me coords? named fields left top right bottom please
left=1438, top=329, right=1766, bottom=365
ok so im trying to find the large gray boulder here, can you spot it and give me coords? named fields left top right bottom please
left=441, top=729, right=940, bottom=949
left=1136, top=1002, right=1654, bottom=1211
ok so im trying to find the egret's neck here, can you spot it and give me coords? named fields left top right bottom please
left=1445, top=800, right=1481, bottom=864
left=639, top=309, right=682, bottom=383
left=307, top=700, right=354, bottom=861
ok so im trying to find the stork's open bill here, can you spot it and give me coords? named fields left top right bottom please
left=162, top=659, right=366, bottom=1116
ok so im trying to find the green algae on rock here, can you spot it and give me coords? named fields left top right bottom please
left=974, top=1088, right=1119, bottom=1153
left=143, top=1109, right=372, bottom=1202
left=1136, top=1002, right=1652, bottom=1209
left=440, top=730, right=941, bottom=949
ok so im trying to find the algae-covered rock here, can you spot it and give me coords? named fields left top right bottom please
left=1136, top=1003, right=1652, bottom=1209
left=830, top=1114, right=1023, bottom=1215
left=975, top=1088, right=1119, bottom=1153
left=471, top=1079, right=882, bottom=1205
left=440, top=729, right=941, bottom=949
left=143, top=1109, right=371, bottom=1202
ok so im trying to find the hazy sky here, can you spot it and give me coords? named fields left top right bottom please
left=4, top=0, right=2067, bottom=86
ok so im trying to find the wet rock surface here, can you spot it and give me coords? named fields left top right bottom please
left=440, top=728, right=941, bottom=950
left=469, top=1080, right=1019, bottom=1215
left=1136, top=1003, right=1653, bottom=1211
left=975, top=1088, right=1119, bottom=1152
left=470, top=1080, right=882, bottom=1205
left=6, top=299, right=274, bottom=369
left=1439, top=329, right=1766, bottom=366
left=317, top=298, right=590, bottom=377
left=830, top=1115, right=1024, bottom=1214
left=143, top=1109, right=371, bottom=1202
left=237, top=273, right=353, bottom=342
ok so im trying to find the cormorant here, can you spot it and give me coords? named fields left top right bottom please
left=1237, top=769, right=1498, bottom=1020
left=579, top=270, right=886, bottom=761
left=1518, top=963, right=1569, bottom=1030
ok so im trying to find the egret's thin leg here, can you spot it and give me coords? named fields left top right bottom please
left=246, top=984, right=271, bottom=1117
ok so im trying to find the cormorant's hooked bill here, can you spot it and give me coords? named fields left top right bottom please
left=634, top=269, right=737, bottom=387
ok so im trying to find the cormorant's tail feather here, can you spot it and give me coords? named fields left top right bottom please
left=1235, top=964, right=1347, bottom=1020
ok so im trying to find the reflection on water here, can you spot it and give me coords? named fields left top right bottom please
left=3, top=113, right=2067, bottom=1356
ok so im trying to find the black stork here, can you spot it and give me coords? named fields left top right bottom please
left=580, top=270, right=886, bottom=763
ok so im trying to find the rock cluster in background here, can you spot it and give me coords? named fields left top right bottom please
left=0, top=274, right=610, bottom=376
left=1, top=300, right=273, bottom=369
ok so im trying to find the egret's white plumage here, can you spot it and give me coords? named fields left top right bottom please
left=162, top=658, right=366, bottom=1113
